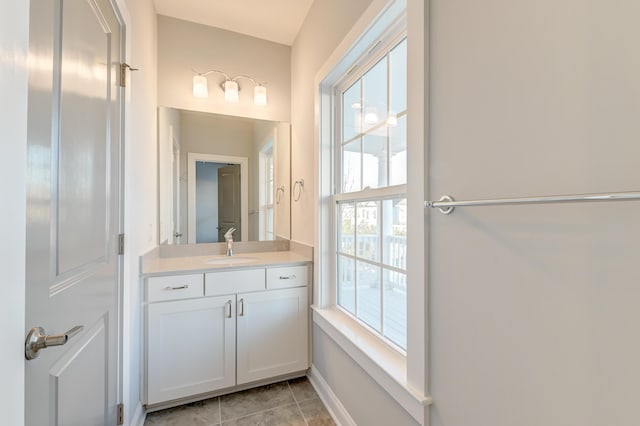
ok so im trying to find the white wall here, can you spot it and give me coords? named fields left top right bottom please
left=274, top=122, right=291, bottom=239
left=122, top=0, right=158, bottom=423
left=428, top=1, right=640, bottom=425
left=0, top=1, right=28, bottom=424
left=313, top=325, right=419, bottom=425
left=179, top=111, right=254, bottom=241
left=158, top=107, right=180, bottom=244
left=290, top=0, right=373, bottom=246
left=292, top=0, right=425, bottom=423
left=158, top=15, right=291, bottom=123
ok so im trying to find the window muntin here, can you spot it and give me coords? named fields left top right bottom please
left=336, top=196, right=407, bottom=349
left=335, top=35, right=407, bottom=351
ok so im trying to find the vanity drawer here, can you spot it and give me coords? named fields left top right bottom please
left=147, top=274, right=204, bottom=302
left=205, top=268, right=265, bottom=296
left=266, top=265, right=309, bottom=289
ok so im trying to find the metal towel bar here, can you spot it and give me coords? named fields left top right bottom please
left=426, top=191, right=640, bottom=215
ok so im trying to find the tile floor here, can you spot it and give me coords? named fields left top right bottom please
left=144, top=377, right=336, bottom=426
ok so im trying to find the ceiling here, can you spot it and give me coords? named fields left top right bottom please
left=153, top=0, right=315, bottom=46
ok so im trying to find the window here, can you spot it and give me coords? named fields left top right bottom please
left=334, top=37, right=407, bottom=350
left=259, top=143, right=274, bottom=241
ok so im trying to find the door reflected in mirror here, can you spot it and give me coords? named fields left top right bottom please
left=158, top=107, right=291, bottom=244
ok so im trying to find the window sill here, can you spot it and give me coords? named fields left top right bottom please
left=311, top=306, right=431, bottom=423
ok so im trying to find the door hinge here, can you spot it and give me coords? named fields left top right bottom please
left=119, top=63, right=139, bottom=87
left=117, top=403, right=124, bottom=425
left=118, top=233, right=125, bottom=255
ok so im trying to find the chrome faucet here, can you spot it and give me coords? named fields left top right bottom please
left=224, top=227, right=236, bottom=256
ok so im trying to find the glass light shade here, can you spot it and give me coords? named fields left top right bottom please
left=193, top=75, right=208, bottom=98
left=254, top=85, right=267, bottom=106
left=364, top=107, right=379, bottom=125
left=224, top=80, right=239, bottom=103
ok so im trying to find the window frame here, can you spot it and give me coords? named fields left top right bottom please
left=313, top=0, right=430, bottom=420
left=332, top=31, right=408, bottom=353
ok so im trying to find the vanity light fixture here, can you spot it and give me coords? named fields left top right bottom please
left=192, top=69, right=268, bottom=106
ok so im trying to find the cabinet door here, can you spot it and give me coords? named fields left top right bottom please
left=147, top=295, right=236, bottom=404
left=236, top=287, right=309, bottom=385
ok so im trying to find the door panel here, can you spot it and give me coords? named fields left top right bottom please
left=146, top=296, right=236, bottom=404
left=218, top=164, right=241, bottom=241
left=25, top=0, right=123, bottom=424
left=50, top=319, right=107, bottom=425
left=236, top=287, right=309, bottom=384
left=57, top=0, right=110, bottom=275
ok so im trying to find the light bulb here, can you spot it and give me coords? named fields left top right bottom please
left=364, top=107, right=379, bottom=125
left=254, top=85, right=267, bottom=106
left=193, top=75, right=208, bottom=98
left=224, top=80, right=239, bottom=103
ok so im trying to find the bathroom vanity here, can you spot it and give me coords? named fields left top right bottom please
left=141, top=247, right=311, bottom=409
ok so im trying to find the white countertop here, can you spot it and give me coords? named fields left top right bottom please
left=141, top=250, right=311, bottom=276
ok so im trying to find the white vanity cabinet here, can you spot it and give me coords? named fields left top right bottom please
left=204, top=267, right=309, bottom=386
left=144, top=263, right=309, bottom=407
left=236, top=286, right=308, bottom=384
left=146, top=295, right=236, bottom=404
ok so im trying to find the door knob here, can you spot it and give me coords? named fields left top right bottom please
left=25, top=325, right=84, bottom=360
left=174, top=232, right=183, bottom=238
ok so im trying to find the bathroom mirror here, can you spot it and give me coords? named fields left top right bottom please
left=158, top=107, right=291, bottom=244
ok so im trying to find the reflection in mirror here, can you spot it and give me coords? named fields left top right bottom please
left=158, top=107, right=291, bottom=244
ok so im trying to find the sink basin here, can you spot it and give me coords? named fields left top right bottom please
left=205, top=256, right=257, bottom=265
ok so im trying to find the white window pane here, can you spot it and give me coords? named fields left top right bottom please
left=356, top=201, right=379, bottom=262
left=383, top=268, right=406, bottom=350
left=389, top=114, right=407, bottom=186
left=382, top=198, right=406, bottom=269
left=339, top=202, right=355, bottom=255
left=343, top=82, right=361, bottom=141
left=363, top=133, right=388, bottom=188
left=362, top=58, right=388, bottom=132
left=389, top=39, right=407, bottom=114
left=356, top=261, right=381, bottom=332
left=338, top=255, right=355, bottom=315
left=342, top=139, right=361, bottom=192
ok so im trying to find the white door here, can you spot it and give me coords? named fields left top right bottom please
left=218, top=164, right=241, bottom=241
left=146, top=295, right=236, bottom=404
left=25, top=0, right=123, bottom=424
left=236, top=287, right=309, bottom=384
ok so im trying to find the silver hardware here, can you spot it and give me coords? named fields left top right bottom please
left=279, top=275, right=296, bottom=280
left=238, top=298, right=244, bottom=316
left=165, top=285, right=189, bottom=291
left=119, top=63, right=139, bottom=87
left=426, top=191, right=640, bottom=215
left=118, top=233, right=125, bottom=255
left=276, top=185, right=285, bottom=204
left=224, top=227, right=236, bottom=256
left=117, top=403, right=124, bottom=425
left=293, top=179, right=304, bottom=202
left=25, top=325, right=84, bottom=360
left=226, top=300, right=232, bottom=318
left=174, top=231, right=183, bottom=238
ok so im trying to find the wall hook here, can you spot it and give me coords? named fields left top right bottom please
left=293, top=179, right=304, bottom=202
left=275, top=185, right=286, bottom=204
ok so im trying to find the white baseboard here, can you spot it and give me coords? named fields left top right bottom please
left=129, top=402, right=145, bottom=426
left=307, top=366, right=356, bottom=426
